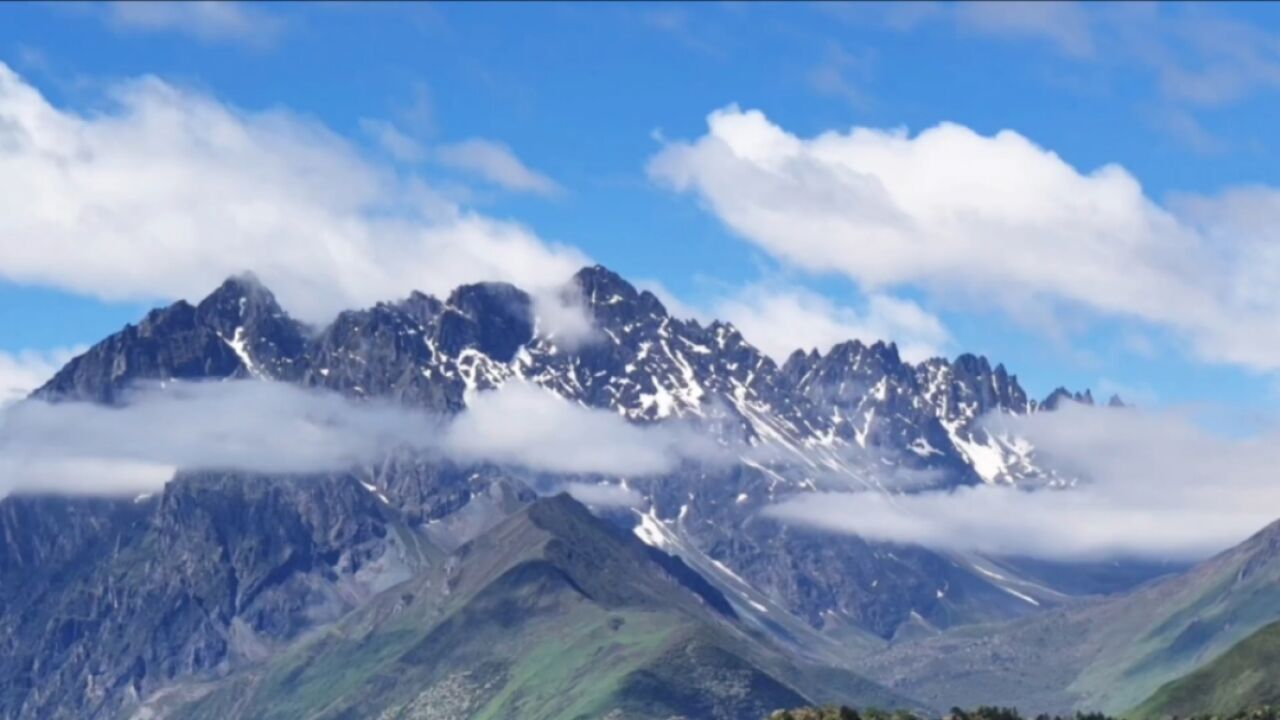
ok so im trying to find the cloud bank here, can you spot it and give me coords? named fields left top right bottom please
left=649, top=106, right=1280, bottom=370
left=0, top=380, right=715, bottom=498
left=0, top=64, right=586, bottom=326
left=766, top=402, right=1280, bottom=561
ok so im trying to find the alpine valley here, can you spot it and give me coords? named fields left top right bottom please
left=1, top=266, right=1275, bottom=719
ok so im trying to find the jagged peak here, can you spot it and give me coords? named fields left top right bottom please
left=1040, top=386, right=1095, bottom=411
left=203, top=272, right=272, bottom=304
left=196, top=272, right=289, bottom=327
left=951, top=352, right=993, bottom=376
left=446, top=280, right=529, bottom=307
left=824, top=338, right=904, bottom=369
left=572, top=264, right=633, bottom=294
left=571, top=264, right=669, bottom=322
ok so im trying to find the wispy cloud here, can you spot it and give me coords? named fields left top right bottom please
left=0, top=348, right=82, bottom=407
left=954, top=1, right=1095, bottom=59
left=103, top=1, right=285, bottom=49
left=359, top=118, right=427, bottom=163
left=766, top=402, right=1280, bottom=561
left=808, top=43, right=876, bottom=109
left=436, top=139, right=563, bottom=197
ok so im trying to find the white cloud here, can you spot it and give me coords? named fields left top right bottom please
left=531, top=285, right=600, bottom=349
left=0, top=381, right=436, bottom=497
left=560, top=482, right=644, bottom=508
left=436, top=138, right=563, bottom=197
left=0, top=63, right=587, bottom=326
left=0, top=380, right=718, bottom=498
left=649, top=106, right=1280, bottom=371
left=766, top=402, right=1280, bottom=560
left=442, top=381, right=717, bottom=476
left=0, top=348, right=81, bottom=407
left=104, top=1, right=285, bottom=48
left=713, top=284, right=949, bottom=363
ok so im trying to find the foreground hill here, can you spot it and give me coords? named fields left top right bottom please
left=142, top=494, right=908, bottom=720
left=1131, top=621, right=1280, bottom=720
left=852, top=519, right=1280, bottom=714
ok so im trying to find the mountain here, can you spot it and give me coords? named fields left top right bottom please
left=0, top=264, right=1161, bottom=717
left=849, top=519, right=1280, bottom=714
left=0, top=465, right=535, bottom=720
left=29, top=267, right=1120, bottom=641
left=1130, top=620, right=1280, bottom=720
left=136, top=494, right=909, bottom=720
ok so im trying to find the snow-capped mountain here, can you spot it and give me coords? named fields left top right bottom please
left=33, top=265, right=1113, bottom=640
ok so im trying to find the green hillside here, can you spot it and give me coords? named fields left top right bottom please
left=145, top=495, right=906, bottom=720
left=1131, top=621, right=1280, bottom=720
left=852, top=519, right=1280, bottom=714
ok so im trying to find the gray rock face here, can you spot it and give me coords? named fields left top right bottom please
left=7, top=264, right=1122, bottom=716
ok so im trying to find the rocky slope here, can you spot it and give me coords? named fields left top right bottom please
left=142, top=495, right=911, bottom=720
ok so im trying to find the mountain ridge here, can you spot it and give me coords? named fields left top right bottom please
left=25, top=265, right=1129, bottom=643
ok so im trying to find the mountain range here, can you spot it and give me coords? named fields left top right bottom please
left=2, top=265, right=1275, bottom=719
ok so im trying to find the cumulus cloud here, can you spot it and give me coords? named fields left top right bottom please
left=0, top=380, right=717, bottom=498
left=714, top=284, right=950, bottom=363
left=765, top=402, right=1280, bottom=560
left=0, top=348, right=81, bottom=407
left=0, top=63, right=586, bottom=325
left=104, top=1, right=285, bottom=48
left=649, top=106, right=1280, bottom=371
left=436, top=138, right=563, bottom=197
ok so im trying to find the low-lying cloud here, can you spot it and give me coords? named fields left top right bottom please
left=765, top=402, right=1280, bottom=561
left=0, top=380, right=717, bottom=498
left=442, top=382, right=718, bottom=476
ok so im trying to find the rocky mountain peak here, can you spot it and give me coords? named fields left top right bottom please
left=1041, top=386, right=1095, bottom=411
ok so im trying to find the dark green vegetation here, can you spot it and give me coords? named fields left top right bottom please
left=142, top=494, right=907, bottom=720
left=769, top=706, right=1280, bottom=720
left=1131, top=621, right=1280, bottom=720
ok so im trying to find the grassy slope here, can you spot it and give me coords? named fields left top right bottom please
left=1130, top=621, right=1280, bottom=720
left=851, top=520, right=1280, bottom=715
left=162, top=496, right=904, bottom=720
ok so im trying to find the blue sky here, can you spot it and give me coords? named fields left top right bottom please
left=3, top=2, right=1280, bottom=425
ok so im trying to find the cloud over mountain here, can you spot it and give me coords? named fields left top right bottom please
left=0, top=380, right=717, bottom=498
left=650, top=105, right=1280, bottom=371
left=766, top=402, right=1280, bottom=560
left=0, top=63, right=585, bottom=326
